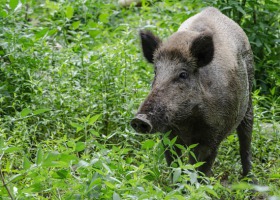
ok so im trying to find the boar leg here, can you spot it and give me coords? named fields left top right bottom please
left=237, top=102, right=253, bottom=176
left=189, top=144, right=218, bottom=176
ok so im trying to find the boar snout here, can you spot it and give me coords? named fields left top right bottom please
left=131, top=114, right=153, bottom=133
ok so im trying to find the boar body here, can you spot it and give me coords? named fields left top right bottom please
left=131, top=7, right=254, bottom=176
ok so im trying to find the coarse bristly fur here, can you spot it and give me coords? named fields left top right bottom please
left=132, top=7, right=254, bottom=178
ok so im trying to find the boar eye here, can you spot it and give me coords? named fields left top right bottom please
left=179, top=72, right=189, bottom=79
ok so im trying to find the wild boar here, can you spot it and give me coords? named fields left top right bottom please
left=131, top=7, right=254, bottom=177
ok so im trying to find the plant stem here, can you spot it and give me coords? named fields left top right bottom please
left=0, top=154, right=14, bottom=200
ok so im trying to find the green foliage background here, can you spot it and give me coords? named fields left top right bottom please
left=0, top=0, right=279, bottom=199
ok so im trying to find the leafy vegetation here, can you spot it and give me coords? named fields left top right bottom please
left=0, top=0, right=279, bottom=199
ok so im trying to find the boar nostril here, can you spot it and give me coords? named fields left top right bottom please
left=131, top=114, right=153, bottom=133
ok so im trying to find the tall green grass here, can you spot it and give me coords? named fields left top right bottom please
left=0, top=0, right=279, bottom=199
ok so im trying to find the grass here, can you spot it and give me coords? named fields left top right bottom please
left=0, top=0, right=279, bottom=199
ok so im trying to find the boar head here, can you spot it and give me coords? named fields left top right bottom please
left=131, top=30, right=214, bottom=136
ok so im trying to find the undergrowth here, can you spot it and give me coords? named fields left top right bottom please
left=0, top=0, right=279, bottom=199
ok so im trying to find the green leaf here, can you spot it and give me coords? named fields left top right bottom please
left=99, top=13, right=109, bottom=23
left=71, top=21, right=80, bottom=30
left=33, top=108, right=51, bottom=115
left=88, top=114, right=101, bottom=125
left=35, top=28, right=48, bottom=39
left=41, top=152, right=68, bottom=167
left=104, top=181, right=115, bottom=189
left=77, top=160, right=90, bottom=168
left=193, top=162, right=205, bottom=168
left=67, top=141, right=75, bottom=148
left=90, top=129, right=100, bottom=137
left=65, top=6, right=74, bottom=19
left=87, top=20, right=98, bottom=28
left=52, top=169, right=69, bottom=179
left=113, top=192, right=121, bottom=200
left=172, top=168, right=181, bottom=183
left=189, top=172, right=197, bottom=184
left=189, top=151, right=197, bottom=161
left=188, top=143, right=198, bottom=149
left=141, top=139, right=155, bottom=150
left=85, top=115, right=91, bottom=122
left=270, top=174, right=280, bottom=178
left=8, top=174, right=25, bottom=183
left=75, top=142, right=85, bottom=152
left=70, top=123, right=84, bottom=132
left=48, top=29, right=57, bottom=36
left=0, top=9, right=8, bottom=17
left=43, top=160, right=68, bottom=168
left=166, top=195, right=186, bottom=200
left=23, top=156, right=32, bottom=170
left=4, top=146, right=21, bottom=153
left=9, top=0, right=19, bottom=10
left=231, top=182, right=253, bottom=190
left=36, top=148, right=43, bottom=165
left=270, top=87, right=276, bottom=95
left=175, top=144, right=185, bottom=150
left=60, top=153, right=78, bottom=164
left=170, top=136, right=177, bottom=145
left=21, top=108, right=31, bottom=117
left=220, top=6, right=232, bottom=11
left=235, top=5, right=246, bottom=15
left=0, top=137, right=4, bottom=148
left=89, top=177, right=102, bottom=189
left=163, top=137, right=170, bottom=146
left=24, top=183, right=44, bottom=193
left=88, top=29, right=100, bottom=38
left=71, top=123, right=84, bottom=133
left=43, top=152, right=59, bottom=162
left=202, top=186, right=219, bottom=198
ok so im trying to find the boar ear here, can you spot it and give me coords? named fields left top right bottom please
left=190, top=31, right=214, bottom=67
left=140, top=30, right=161, bottom=64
